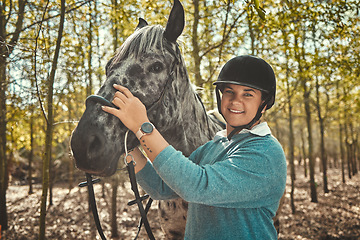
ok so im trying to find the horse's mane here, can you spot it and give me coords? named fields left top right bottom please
left=110, top=25, right=177, bottom=68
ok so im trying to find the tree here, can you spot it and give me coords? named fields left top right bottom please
left=311, top=17, right=330, bottom=194
left=38, top=0, right=65, bottom=239
left=294, top=26, right=318, bottom=203
left=0, top=0, right=27, bottom=231
left=281, top=26, right=296, bottom=212
left=110, top=0, right=119, bottom=237
left=28, top=98, right=35, bottom=195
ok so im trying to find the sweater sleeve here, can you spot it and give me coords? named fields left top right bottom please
left=136, top=145, right=205, bottom=200
left=152, top=138, right=287, bottom=208
left=136, top=160, right=179, bottom=200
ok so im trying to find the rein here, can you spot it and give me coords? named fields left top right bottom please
left=123, top=130, right=155, bottom=240
left=78, top=128, right=155, bottom=240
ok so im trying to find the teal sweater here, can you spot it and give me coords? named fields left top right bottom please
left=136, top=123, right=287, bottom=239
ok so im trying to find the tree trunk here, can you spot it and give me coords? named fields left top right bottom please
left=86, top=2, right=93, bottom=96
left=355, top=140, right=360, bottom=173
left=335, top=81, right=346, bottom=183
left=282, top=28, right=295, bottom=213
left=110, top=0, right=119, bottom=237
left=49, top=156, right=54, bottom=206
left=67, top=89, right=74, bottom=190
left=304, top=85, right=317, bottom=202
left=28, top=111, right=34, bottom=195
left=0, top=0, right=26, bottom=231
left=300, top=128, right=308, bottom=178
left=339, top=123, right=346, bottom=183
left=349, top=124, right=358, bottom=175
left=345, top=140, right=352, bottom=179
left=191, top=0, right=203, bottom=93
left=315, top=75, right=329, bottom=193
left=0, top=53, right=8, bottom=232
left=38, top=0, right=65, bottom=239
left=355, top=139, right=359, bottom=175
left=247, top=9, right=255, bottom=55
left=294, top=34, right=317, bottom=203
left=343, top=110, right=352, bottom=179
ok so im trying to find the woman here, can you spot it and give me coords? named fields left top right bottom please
left=102, top=55, right=287, bottom=239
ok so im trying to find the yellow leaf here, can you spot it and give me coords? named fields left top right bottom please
left=256, top=8, right=266, bottom=20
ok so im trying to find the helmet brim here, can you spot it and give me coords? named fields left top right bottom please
left=213, top=80, right=270, bottom=93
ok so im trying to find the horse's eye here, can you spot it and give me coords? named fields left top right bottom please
left=148, top=62, right=163, bottom=73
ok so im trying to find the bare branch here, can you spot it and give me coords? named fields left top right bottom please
left=34, top=0, right=50, bottom=125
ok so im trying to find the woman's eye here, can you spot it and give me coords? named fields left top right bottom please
left=148, top=62, right=163, bottom=73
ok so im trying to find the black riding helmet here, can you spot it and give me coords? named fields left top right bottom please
left=213, top=55, right=276, bottom=139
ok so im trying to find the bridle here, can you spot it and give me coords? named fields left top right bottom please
left=78, top=60, right=177, bottom=240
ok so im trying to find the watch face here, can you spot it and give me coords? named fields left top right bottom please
left=141, top=122, right=154, bottom=134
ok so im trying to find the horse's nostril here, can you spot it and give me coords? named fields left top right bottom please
left=87, top=134, right=103, bottom=159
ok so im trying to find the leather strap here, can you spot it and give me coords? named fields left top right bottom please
left=84, top=173, right=107, bottom=240
left=80, top=171, right=155, bottom=240
left=127, top=161, right=155, bottom=240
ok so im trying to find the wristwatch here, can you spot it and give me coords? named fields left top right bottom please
left=135, top=122, right=155, bottom=140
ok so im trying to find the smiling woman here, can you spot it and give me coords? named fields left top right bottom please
left=213, top=55, right=276, bottom=139
left=220, top=84, right=264, bottom=133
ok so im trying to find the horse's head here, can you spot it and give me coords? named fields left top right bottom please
left=70, top=0, right=185, bottom=176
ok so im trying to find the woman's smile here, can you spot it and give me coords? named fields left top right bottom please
left=228, top=108, right=245, bottom=114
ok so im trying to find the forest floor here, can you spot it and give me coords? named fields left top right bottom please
left=2, top=165, right=360, bottom=240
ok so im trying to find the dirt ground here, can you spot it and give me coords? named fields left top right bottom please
left=2, top=165, right=360, bottom=240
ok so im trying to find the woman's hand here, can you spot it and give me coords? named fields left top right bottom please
left=102, top=84, right=149, bottom=133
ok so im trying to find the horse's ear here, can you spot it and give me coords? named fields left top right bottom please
left=136, top=18, right=148, bottom=30
left=163, top=0, right=184, bottom=42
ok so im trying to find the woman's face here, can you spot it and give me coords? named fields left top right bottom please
left=221, top=84, right=264, bottom=134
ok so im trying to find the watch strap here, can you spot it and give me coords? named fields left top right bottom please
left=136, top=129, right=145, bottom=140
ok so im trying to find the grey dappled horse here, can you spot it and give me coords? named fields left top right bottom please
left=70, top=0, right=223, bottom=238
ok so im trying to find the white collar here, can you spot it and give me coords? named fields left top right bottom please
left=215, top=122, right=271, bottom=139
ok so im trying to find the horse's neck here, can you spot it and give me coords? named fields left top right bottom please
left=162, top=83, right=223, bottom=157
